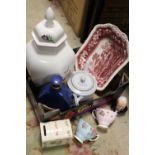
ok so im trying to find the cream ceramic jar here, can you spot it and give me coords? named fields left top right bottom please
left=26, top=7, right=75, bottom=85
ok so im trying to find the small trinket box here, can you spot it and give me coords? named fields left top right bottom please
left=40, top=119, right=73, bottom=148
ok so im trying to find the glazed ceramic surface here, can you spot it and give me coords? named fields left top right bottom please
left=38, top=75, right=74, bottom=111
left=75, top=24, right=129, bottom=91
left=92, top=108, right=117, bottom=129
left=67, top=71, right=96, bottom=106
left=26, top=7, right=75, bottom=85
left=40, top=119, right=73, bottom=148
left=74, top=119, right=99, bottom=144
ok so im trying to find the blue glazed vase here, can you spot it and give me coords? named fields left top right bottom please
left=38, top=75, right=75, bottom=111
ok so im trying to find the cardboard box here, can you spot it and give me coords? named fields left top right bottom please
left=59, top=0, right=89, bottom=36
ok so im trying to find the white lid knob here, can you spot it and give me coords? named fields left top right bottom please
left=67, top=71, right=97, bottom=96
left=80, top=76, right=86, bottom=83
left=45, top=7, right=54, bottom=27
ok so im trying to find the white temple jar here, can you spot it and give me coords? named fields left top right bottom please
left=26, top=7, right=75, bottom=85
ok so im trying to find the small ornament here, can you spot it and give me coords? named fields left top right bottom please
left=116, top=96, right=128, bottom=112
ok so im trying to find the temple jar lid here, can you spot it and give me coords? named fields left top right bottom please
left=32, top=7, right=67, bottom=47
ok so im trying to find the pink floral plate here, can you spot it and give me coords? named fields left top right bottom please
left=75, top=24, right=129, bottom=91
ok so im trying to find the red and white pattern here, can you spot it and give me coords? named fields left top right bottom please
left=76, top=24, right=129, bottom=91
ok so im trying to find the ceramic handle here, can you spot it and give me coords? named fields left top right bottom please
left=73, top=94, right=84, bottom=106
left=92, top=110, right=97, bottom=119
left=89, top=134, right=99, bottom=142
left=80, top=76, right=86, bottom=83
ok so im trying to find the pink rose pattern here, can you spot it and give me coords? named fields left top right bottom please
left=99, top=111, right=105, bottom=117
left=98, top=109, right=113, bottom=116
left=82, top=122, right=88, bottom=128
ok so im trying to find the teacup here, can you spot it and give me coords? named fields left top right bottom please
left=74, top=119, right=99, bottom=144
left=92, top=108, right=117, bottom=129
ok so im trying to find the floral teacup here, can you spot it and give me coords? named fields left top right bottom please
left=92, top=108, right=117, bottom=129
left=74, top=119, right=99, bottom=144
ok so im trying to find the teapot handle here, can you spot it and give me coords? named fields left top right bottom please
left=73, top=94, right=84, bottom=106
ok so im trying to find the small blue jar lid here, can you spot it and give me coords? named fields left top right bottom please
left=50, top=74, right=63, bottom=86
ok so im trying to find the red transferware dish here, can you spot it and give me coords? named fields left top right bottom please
left=75, top=24, right=129, bottom=91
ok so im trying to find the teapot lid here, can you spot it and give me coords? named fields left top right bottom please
left=67, top=71, right=96, bottom=96
left=32, top=7, right=67, bottom=47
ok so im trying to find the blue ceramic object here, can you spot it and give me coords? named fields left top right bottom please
left=74, top=119, right=99, bottom=143
left=38, top=75, right=75, bottom=111
left=50, top=74, right=63, bottom=86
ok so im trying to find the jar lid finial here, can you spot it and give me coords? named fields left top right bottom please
left=45, top=7, right=54, bottom=27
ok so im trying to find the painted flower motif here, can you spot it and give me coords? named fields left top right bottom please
left=99, top=110, right=105, bottom=117
left=88, top=44, right=92, bottom=49
left=81, top=50, right=88, bottom=58
left=89, top=41, right=95, bottom=47
left=41, top=34, right=54, bottom=42
left=82, top=122, right=88, bottom=128
left=79, top=57, right=86, bottom=69
left=105, top=28, right=109, bottom=33
left=92, top=34, right=99, bottom=41
left=41, top=35, right=48, bottom=40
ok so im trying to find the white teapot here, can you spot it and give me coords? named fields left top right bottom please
left=26, top=7, right=75, bottom=85
left=67, top=71, right=96, bottom=106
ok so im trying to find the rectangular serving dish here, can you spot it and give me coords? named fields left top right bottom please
left=75, top=24, right=129, bottom=91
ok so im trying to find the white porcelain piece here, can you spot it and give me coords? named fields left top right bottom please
left=32, top=7, right=66, bottom=46
left=26, top=7, right=75, bottom=85
left=40, top=119, right=73, bottom=148
left=67, top=71, right=96, bottom=105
